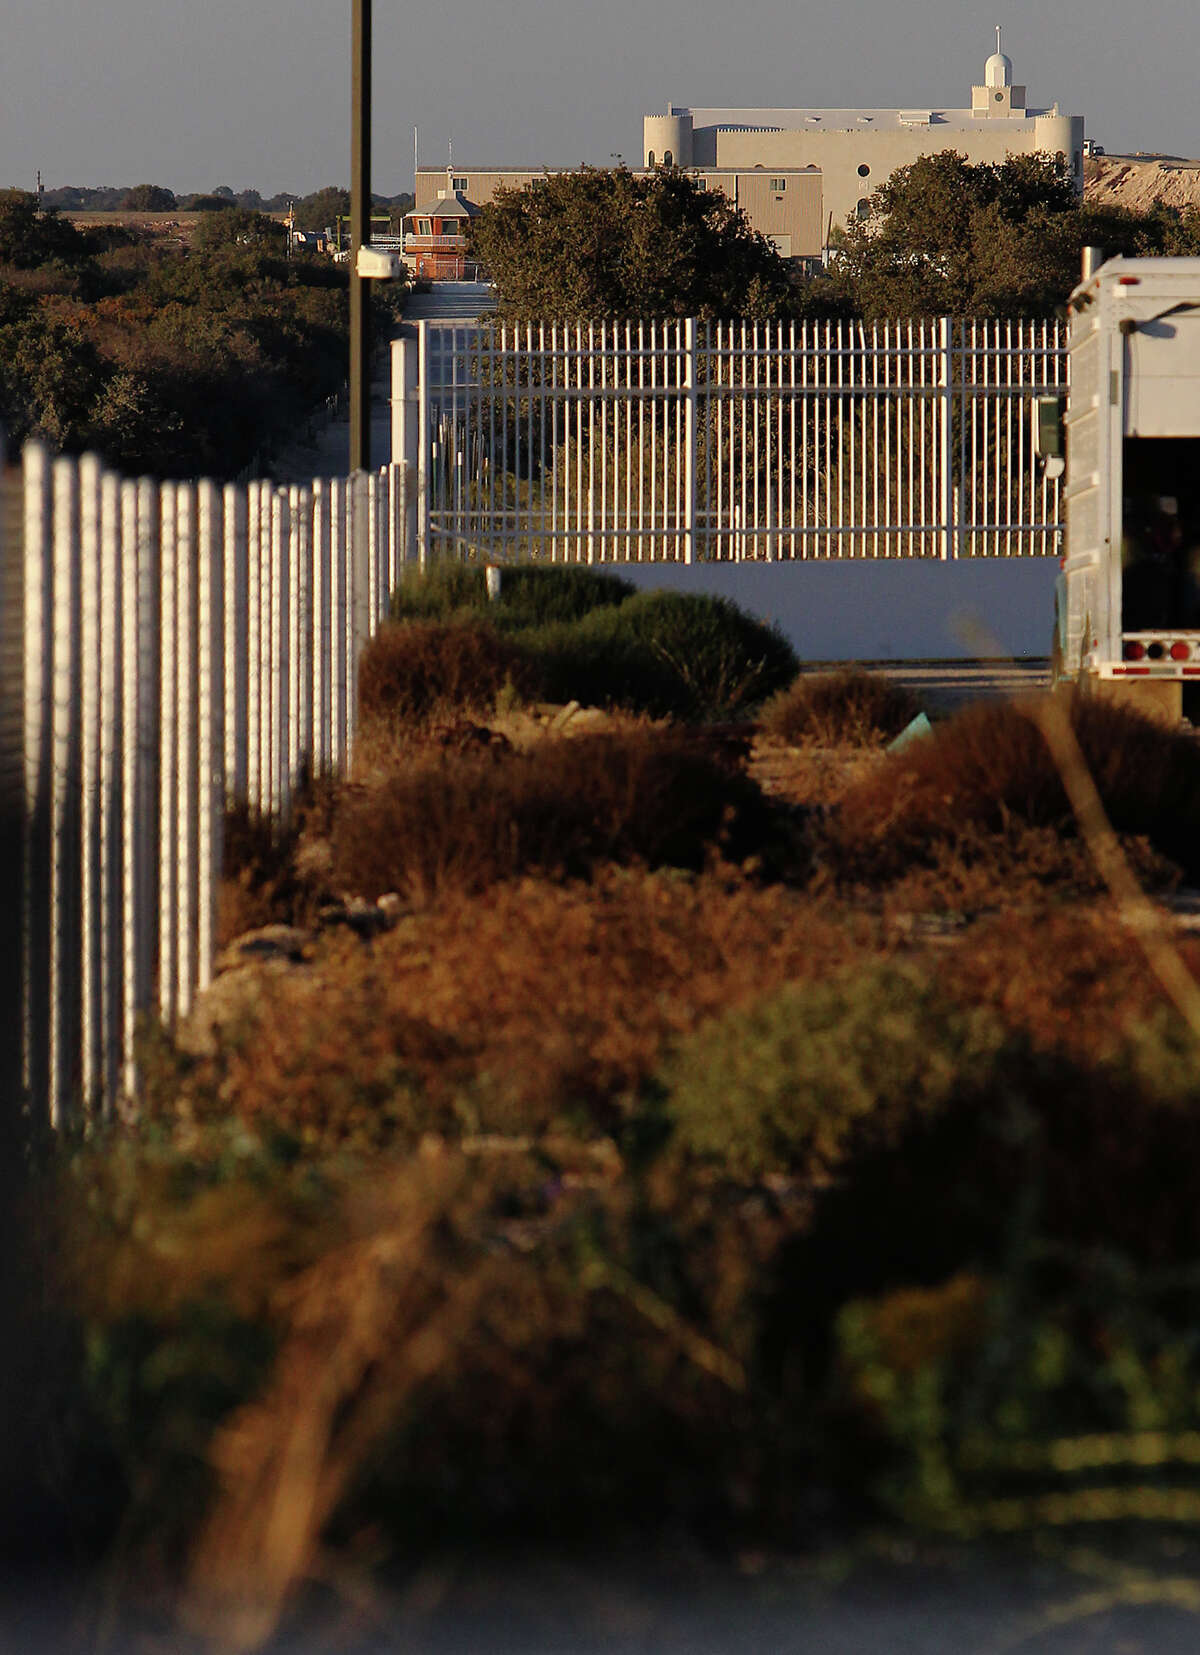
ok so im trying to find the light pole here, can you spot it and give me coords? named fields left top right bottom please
left=349, top=0, right=371, bottom=472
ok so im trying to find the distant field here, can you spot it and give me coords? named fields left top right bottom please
left=65, top=209, right=291, bottom=243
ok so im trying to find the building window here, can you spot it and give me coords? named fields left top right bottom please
left=417, top=218, right=432, bottom=236
left=857, top=163, right=870, bottom=178
left=451, top=176, right=468, bottom=191
left=994, top=90, right=1004, bottom=102
left=855, top=198, right=871, bottom=220
left=694, top=177, right=707, bottom=189
left=769, top=177, right=787, bottom=192
left=664, top=149, right=673, bottom=165
left=648, top=150, right=655, bottom=166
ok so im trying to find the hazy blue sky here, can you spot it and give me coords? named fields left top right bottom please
left=2, top=0, right=1194, bottom=197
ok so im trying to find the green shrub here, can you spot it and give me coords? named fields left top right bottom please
left=388, top=573, right=797, bottom=721
left=762, top=668, right=922, bottom=747
left=389, top=560, right=634, bottom=629
left=489, top=563, right=636, bottom=627
left=389, top=560, right=489, bottom=620
left=835, top=1257, right=1200, bottom=1535
left=526, top=589, right=798, bottom=720
left=657, top=963, right=1001, bottom=1183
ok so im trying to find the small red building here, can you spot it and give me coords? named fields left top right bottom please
left=402, top=190, right=480, bottom=280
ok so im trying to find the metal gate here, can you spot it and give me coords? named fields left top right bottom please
left=392, top=317, right=1067, bottom=564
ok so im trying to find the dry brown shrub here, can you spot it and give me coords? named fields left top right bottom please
left=819, top=694, right=1200, bottom=891
left=850, top=822, right=1179, bottom=918
left=217, top=779, right=340, bottom=946
left=166, top=872, right=877, bottom=1148
left=331, top=726, right=787, bottom=905
left=935, top=901, right=1200, bottom=1067
left=357, top=619, right=537, bottom=730
left=761, top=669, right=922, bottom=747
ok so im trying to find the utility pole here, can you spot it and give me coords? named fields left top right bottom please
left=349, top=0, right=371, bottom=472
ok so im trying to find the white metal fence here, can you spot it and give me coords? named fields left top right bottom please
left=392, top=317, right=1067, bottom=565
left=1, top=441, right=407, bottom=1132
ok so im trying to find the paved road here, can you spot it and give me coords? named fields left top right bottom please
left=404, top=279, right=495, bottom=323
left=269, top=283, right=495, bottom=483
left=846, top=657, right=1052, bottom=714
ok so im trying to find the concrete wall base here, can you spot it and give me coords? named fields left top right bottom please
left=603, top=558, right=1059, bottom=661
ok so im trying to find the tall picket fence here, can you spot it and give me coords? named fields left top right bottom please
left=393, top=316, right=1067, bottom=563
left=0, top=441, right=408, bottom=1133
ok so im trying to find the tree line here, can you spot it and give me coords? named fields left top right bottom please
left=39, top=182, right=414, bottom=228
left=473, top=155, right=1200, bottom=323
left=0, top=189, right=404, bottom=479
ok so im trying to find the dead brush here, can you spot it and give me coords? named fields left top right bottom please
left=818, top=693, right=1200, bottom=890
left=934, top=902, right=1200, bottom=1070
left=761, top=668, right=922, bottom=747
left=356, top=618, right=540, bottom=732
left=331, top=724, right=787, bottom=904
left=218, top=775, right=340, bottom=945
left=158, top=871, right=875, bottom=1149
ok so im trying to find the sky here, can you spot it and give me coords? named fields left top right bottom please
left=2, top=0, right=1196, bottom=198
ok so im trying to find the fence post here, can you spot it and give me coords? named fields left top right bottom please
left=50, top=459, right=82, bottom=1125
left=78, top=456, right=103, bottom=1115
left=99, top=470, right=122, bottom=1117
left=938, top=316, right=956, bottom=561
left=417, top=319, right=430, bottom=568
left=118, top=480, right=140, bottom=1107
left=21, top=445, right=52, bottom=1130
left=349, top=471, right=371, bottom=761
left=0, top=441, right=27, bottom=1134
left=683, top=317, right=698, bottom=566
left=313, top=480, right=331, bottom=777
left=392, top=333, right=419, bottom=567
left=197, top=480, right=224, bottom=999
left=135, top=480, right=160, bottom=1077
left=223, top=483, right=248, bottom=805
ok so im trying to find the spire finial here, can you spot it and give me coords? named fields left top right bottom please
left=996, top=24, right=1002, bottom=53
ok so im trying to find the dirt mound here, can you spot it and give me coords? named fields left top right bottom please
left=1085, top=154, right=1200, bottom=214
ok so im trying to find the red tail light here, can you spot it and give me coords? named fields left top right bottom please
left=1124, top=640, right=1146, bottom=661
left=1171, top=641, right=1192, bottom=661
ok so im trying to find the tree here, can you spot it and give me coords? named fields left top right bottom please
left=0, top=189, right=91, bottom=269
left=295, top=186, right=351, bottom=232
left=817, top=150, right=1200, bottom=319
left=120, top=184, right=177, bottom=213
left=192, top=207, right=287, bottom=253
left=472, top=166, right=799, bottom=320
left=182, top=194, right=237, bottom=213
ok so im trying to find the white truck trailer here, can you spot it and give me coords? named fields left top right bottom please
left=1051, top=255, right=1200, bottom=720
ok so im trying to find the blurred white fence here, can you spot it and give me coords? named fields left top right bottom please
left=1, top=442, right=407, bottom=1132
left=393, top=317, right=1067, bottom=564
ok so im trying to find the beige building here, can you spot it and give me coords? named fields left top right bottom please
left=413, top=163, right=824, bottom=262
left=644, top=34, right=1085, bottom=238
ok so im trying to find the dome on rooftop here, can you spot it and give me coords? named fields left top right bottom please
left=985, top=50, right=1013, bottom=88
left=984, top=27, right=1013, bottom=88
